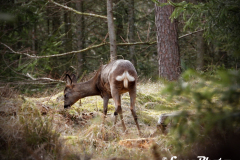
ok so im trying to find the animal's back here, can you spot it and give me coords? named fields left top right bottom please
left=102, top=59, right=137, bottom=82
left=98, top=60, right=137, bottom=96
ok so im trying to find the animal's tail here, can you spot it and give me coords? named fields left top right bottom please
left=116, top=71, right=135, bottom=88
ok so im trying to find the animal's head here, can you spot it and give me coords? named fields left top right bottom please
left=64, top=74, right=79, bottom=109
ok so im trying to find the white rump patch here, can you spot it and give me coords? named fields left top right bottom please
left=116, top=71, right=135, bottom=88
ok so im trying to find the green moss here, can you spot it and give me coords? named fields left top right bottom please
left=136, top=92, right=167, bottom=105
left=138, top=111, right=158, bottom=126
left=68, top=108, right=79, bottom=116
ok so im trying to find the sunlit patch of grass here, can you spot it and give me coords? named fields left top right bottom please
left=74, top=96, right=115, bottom=113
left=138, top=111, right=158, bottom=126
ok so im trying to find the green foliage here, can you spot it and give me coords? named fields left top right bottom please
left=164, top=69, right=240, bottom=155
left=1, top=0, right=159, bottom=88
left=169, top=0, right=240, bottom=55
left=137, top=92, right=161, bottom=105
left=0, top=0, right=66, bottom=81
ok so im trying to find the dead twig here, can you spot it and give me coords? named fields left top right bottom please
left=26, top=73, right=65, bottom=83
left=49, top=0, right=107, bottom=19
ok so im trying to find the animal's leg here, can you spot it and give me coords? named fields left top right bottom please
left=112, top=88, right=126, bottom=132
left=102, top=96, right=109, bottom=124
left=119, top=104, right=127, bottom=132
left=102, top=96, right=109, bottom=140
left=129, top=87, right=141, bottom=135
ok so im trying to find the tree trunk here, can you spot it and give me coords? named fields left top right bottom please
left=114, top=0, right=124, bottom=42
left=155, top=0, right=181, bottom=81
left=47, top=7, right=50, bottom=36
left=196, top=31, right=205, bottom=71
left=128, top=0, right=136, bottom=66
left=52, top=10, right=61, bottom=35
left=76, top=0, right=85, bottom=78
left=107, top=0, right=117, bottom=61
left=64, top=0, right=72, bottom=52
left=31, top=23, right=37, bottom=54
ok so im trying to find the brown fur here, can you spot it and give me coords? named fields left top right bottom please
left=64, top=59, right=141, bottom=135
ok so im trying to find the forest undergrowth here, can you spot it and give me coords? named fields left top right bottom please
left=0, top=71, right=240, bottom=160
left=0, top=81, right=167, bottom=160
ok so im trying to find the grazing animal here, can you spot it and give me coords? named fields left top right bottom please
left=64, top=59, right=141, bottom=135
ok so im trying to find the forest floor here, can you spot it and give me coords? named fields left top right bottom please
left=0, top=81, right=184, bottom=160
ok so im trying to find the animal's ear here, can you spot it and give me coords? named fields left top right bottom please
left=66, top=74, right=72, bottom=85
left=70, top=74, right=77, bottom=84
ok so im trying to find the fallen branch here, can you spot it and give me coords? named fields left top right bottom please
left=1, top=42, right=37, bottom=58
left=49, top=0, right=107, bottom=19
left=1, top=41, right=157, bottom=59
left=26, top=73, right=65, bottom=83
left=1, top=42, right=107, bottom=59
left=0, top=81, right=60, bottom=85
left=117, top=41, right=157, bottom=46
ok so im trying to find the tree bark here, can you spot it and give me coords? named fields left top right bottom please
left=107, top=0, right=117, bottom=61
left=128, top=0, right=136, bottom=66
left=52, top=7, right=61, bottom=35
left=114, top=0, right=124, bottom=42
left=64, top=0, right=72, bottom=52
left=31, top=23, right=37, bottom=54
left=155, top=0, right=181, bottom=81
left=76, top=0, right=85, bottom=78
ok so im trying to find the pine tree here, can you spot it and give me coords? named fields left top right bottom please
left=155, top=0, right=181, bottom=80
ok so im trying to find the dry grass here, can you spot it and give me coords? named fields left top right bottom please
left=0, top=82, right=176, bottom=160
